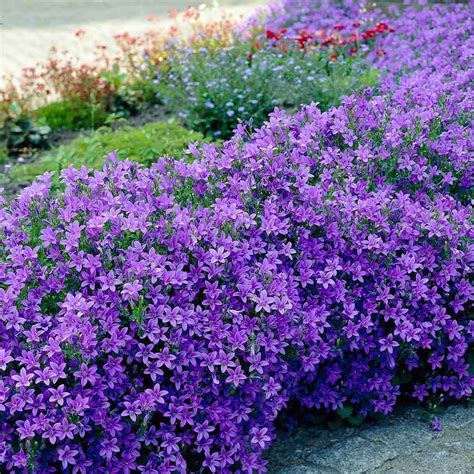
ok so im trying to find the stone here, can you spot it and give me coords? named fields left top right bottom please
left=307, top=436, right=398, bottom=473
left=440, top=405, right=474, bottom=431
left=407, top=450, right=472, bottom=474
left=443, top=440, right=474, bottom=460
left=276, top=466, right=337, bottom=474
left=267, top=405, right=474, bottom=474
left=362, top=419, right=434, bottom=455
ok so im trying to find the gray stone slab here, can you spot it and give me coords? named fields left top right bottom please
left=277, top=466, right=337, bottom=474
left=307, top=436, right=398, bottom=473
left=408, top=450, right=473, bottom=474
left=267, top=405, right=474, bottom=474
left=440, top=405, right=474, bottom=431
left=362, top=419, right=434, bottom=455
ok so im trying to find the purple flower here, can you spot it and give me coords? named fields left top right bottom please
left=431, top=416, right=442, bottom=432
left=100, top=438, right=121, bottom=460
left=74, top=363, right=98, bottom=387
left=251, top=427, right=272, bottom=449
left=58, top=445, right=79, bottom=469
left=0, top=349, right=13, bottom=371
left=379, top=335, right=399, bottom=354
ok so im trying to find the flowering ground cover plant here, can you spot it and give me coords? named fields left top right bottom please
left=0, top=157, right=300, bottom=472
left=0, top=1, right=473, bottom=472
left=0, top=103, right=472, bottom=470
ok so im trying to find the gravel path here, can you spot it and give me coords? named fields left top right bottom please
left=0, top=0, right=266, bottom=81
left=267, top=404, right=474, bottom=474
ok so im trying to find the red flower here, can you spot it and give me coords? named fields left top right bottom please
left=321, top=36, right=335, bottom=47
left=334, top=24, right=345, bottom=31
left=348, top=33, right=357, bottom=43
left=296, top=29, right=313, bottom=49
left=266, top=29, right=282, bottom=40
left=361, top=29, right=376, bottom=40
left=375, top=22, right=389, bottom=33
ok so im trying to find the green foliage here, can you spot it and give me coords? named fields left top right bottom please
left=0, top=145, right=8, bottom=164
left=100, top=65, right=149, bottom=117
left=11, top=121, right=206, bottom=184
left=156, top=41, right=379, bottom=138
left=128, top=79, right=161, bottom=105
left=0, top=102, right=50, bottom=154
left=34, top=99, right=110, bottom=131
left=33, top=76, right=160, bottom=132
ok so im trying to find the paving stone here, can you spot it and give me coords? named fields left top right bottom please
left=363, top=419, right=434, bottom=455
left=307, top=436, right=398, bottom=473
left=277, top=466, right=337, bottom=474
left=408, top=450, right=473, bottom=474
left=440, top=405, right=474, bottom=430
left=443, top=440, right=474, bottom=460
left=268, top=405, right=474, bottom=474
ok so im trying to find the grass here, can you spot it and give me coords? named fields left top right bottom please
left=11, top=121, right=206, bottom=184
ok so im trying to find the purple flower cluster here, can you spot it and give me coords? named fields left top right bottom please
left=0, top=161, right=294, bottom=472
left=0, top=1, right=473, bottom=472
left=249, top=0, right=362, bottom=34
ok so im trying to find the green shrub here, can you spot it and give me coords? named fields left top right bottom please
left=34, top=99, right=110, bottom=131
left=11, top=121, right=206, bottom=183
left=34, top=78, right=160, bottom=132
left=0, top=102, right=51, bottom=154
left=0, top=145, right=8, bottom=164
left=155, top=40, right=379, bottom=138
left=127, top=78, right=161, bottom=105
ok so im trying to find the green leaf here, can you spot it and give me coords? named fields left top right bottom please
left=348, top=414, right=365, bottom=426
left=337, top=406, right=353, bottom=419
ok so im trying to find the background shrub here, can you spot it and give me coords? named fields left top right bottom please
left=35, top=99, right=110, bottom=131
left=0, top=102, right=51, bottom=155
left=10, top=121, right=206, bottom=185
left=155, top=38, right=379, bottom=138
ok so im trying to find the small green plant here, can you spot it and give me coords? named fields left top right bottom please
left=0, top=145, right=8, bottom=164
left=35, top=99, right=110, bottom=131
left=33, top=76, right=160, bottom=132
left=11, top=121, right=206, bottom=184
left=0, top=102, right=50, bottom=154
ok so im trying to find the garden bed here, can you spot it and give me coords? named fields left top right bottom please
left=0, top=1, right=472, bottom=472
